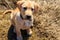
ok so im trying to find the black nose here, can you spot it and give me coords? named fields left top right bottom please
left=26, top=15, right=31, bottom=19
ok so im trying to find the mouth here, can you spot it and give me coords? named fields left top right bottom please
left=26, top=18, right=32, bottom=21
left=20, top=15, right=33, bottom=23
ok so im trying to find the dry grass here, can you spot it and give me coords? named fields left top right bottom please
left=0, top=0, right=60, bottom=40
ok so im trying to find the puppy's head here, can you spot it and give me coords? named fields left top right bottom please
left=17, top=0, right=40, bottom=26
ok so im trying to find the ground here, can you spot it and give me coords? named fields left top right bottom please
left=0, top=0, right=60, bottom=40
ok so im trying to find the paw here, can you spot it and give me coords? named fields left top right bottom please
left=27, top=30, right=32, bottom=36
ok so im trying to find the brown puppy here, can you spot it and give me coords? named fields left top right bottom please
left=3, top=0, right=40, bottom=40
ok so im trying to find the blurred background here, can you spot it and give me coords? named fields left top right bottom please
left=0, top=0, right=60, bottom=40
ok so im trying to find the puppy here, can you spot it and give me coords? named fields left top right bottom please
left=3, top=0, right=40, bottom=40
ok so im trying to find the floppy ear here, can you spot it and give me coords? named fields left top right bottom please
left=34, top=3, right=40, bottom=13
left=17, top=1, right=24, bottom=9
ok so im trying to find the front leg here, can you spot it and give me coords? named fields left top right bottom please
left=27, top=29, right=32, bottom=36
left=15, top=26, right=23, bottom=40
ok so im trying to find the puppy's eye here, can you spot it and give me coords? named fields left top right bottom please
left=31, top=8, right=34, bottom=11
left=23, top=7, right=27, bottom=10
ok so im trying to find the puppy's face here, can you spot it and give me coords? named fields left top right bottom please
left=17, top=1, right=40, bottom=26
left=21, top=1, right=34, bottom=21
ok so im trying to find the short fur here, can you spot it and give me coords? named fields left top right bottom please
left=3, top=0, right=40, bottom=40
